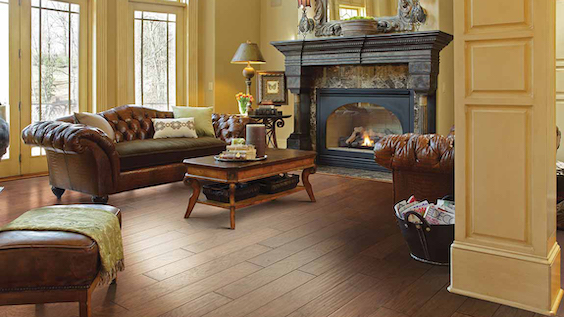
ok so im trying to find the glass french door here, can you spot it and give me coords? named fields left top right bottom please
left=0, top=0, right=21, bottom=178
left=18, top=0, right=89, bottom=175
left=128, top=2, right=186, bottom=111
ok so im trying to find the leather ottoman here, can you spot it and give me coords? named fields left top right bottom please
left=0, top=205, right=121, bottom=317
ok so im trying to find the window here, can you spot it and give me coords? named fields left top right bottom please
left=29, top=0, right=86, bottom=157
left=31, top=0, right=81, bottom=124
left=134, top=11, right=177, bottom=111
left=339, top=5, right=363, bottom=20
left=0, top=0, right=8, bottom=160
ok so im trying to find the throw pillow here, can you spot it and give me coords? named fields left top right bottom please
left=152, top=118, right=198, bottom=139
left=74, top=112, right=115, bottom=141
left=172, top=106, right=215, bottom=137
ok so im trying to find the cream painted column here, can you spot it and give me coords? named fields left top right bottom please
left=557, top=0, right=564, bottom=161
left=449, top=0, right=562, bottom=315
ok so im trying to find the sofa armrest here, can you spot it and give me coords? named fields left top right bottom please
left=212, top=114, right=251, bottom=144
left=22, top=121, right=116, bottom=156
left=22, top=121, right=120, bottom=191
left=374, top=133, right=454, bottom=174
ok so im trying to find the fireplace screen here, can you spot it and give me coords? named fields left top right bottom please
left=326, top=103, right=403, bottom=152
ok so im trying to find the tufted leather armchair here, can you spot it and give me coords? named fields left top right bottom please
left=22, top=105, right=250, bottom=203
left=374, top=133, right=454, bottom=203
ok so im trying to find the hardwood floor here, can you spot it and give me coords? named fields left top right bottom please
left=0, top=173, right=562, bottom=317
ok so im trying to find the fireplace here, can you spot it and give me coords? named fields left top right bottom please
left=271, top=30, right=453, bottom=168
left=317, top=89, right=413, bottom=170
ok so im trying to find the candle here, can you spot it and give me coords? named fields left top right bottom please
left=246, top=124, right=266, bottom=158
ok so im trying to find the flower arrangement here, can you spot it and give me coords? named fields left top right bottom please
left=343, top=16, right=375, bottom=21
left=235, top=93, right=254, bottom=116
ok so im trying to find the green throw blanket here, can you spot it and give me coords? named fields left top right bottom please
left=0, top=206, right=124, bottom=285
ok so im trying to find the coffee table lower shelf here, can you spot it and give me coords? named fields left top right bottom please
left=197, top=186, right=305, bottom=209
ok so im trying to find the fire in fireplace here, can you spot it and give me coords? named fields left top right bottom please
left=317, top=89, right=413, bottom=170
left=327, top=103, right=403, bottom=152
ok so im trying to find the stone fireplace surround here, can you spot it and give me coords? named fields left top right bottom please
left=272, top=31, right=453, bottom=152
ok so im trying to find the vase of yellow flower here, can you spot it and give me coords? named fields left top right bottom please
left=236, top=92, right=253, bottom=116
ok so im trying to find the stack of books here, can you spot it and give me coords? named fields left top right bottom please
left=218, top=144, right=257, bottom=160
left=394, top=195, right=455, bottom=225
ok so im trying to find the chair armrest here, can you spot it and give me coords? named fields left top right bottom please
left=212, top=114, right=251, bottom=144
left=374, top=133, right=454, bottom=174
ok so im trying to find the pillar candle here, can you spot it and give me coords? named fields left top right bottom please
left=246, top=124, right=266, bottom=158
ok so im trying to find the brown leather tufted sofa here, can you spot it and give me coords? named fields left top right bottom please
left=374, top=133, right=454, bottom=203
left=22, top=105, right=250, bottom=203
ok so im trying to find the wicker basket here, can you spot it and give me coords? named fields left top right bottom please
left=255, top=174, right=300, bottom=194
left=202, top=183, right=260, bottom=203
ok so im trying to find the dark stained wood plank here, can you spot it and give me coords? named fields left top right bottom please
left=245, top=256, right=378, bottom=317
left=144, top=228, right=281, bottom=281
left=413, top=288, right=467, bottom=317
left=368, top=307, right=411, bottom=317
left=285, top=273, right=378, bottom=317
left=121, top=262, right=262, bottom=317
left=457, top=298, right=501, bottom=317
left=491, top=305, right=535, bottom=317
left=383, top=266, right=450, bottom=315
left=158, top=292, right=232, bottom=317
left=216, top=224, right=370, bottom=299
left=114, top=244, right=270, bottom=308
left=247, top=219, right=360, bottom=267
left=361, top=232, right=407, bottom=259
left=299, top=224, right=397, bottom=276
left=203, top=270, right=315, bottom=317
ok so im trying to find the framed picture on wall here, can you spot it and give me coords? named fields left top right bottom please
left=257, top=71, right=288, bottom=106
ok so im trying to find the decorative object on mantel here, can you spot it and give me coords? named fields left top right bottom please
left=246, top=124, right=267, bottom=157
left=231, top=41, right=266, bottom=96
left=313, top=0, right=427, bottom=37
left=340, top=16, right=378, bottom=37
left=235, top=92, right=254, bottom=116
left=298, top=0, right=315, bottom=37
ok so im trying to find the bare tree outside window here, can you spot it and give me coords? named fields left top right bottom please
left=134, top=11, right=177, bottom=111
left=31, top=0, right=80, bottom=126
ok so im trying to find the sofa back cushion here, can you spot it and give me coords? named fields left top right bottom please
left=99, top=105, right=173, bottom=143
left=74, top=112, right=116, bottom=141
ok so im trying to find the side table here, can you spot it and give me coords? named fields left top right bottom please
left=249, top=114, right=291, bottom=148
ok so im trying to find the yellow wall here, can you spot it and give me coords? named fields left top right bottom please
left=198, top=0, right=261, bottom=115
left=259, top=0, right=301, bottom=148
left=420, top=0, right=454, bottom=136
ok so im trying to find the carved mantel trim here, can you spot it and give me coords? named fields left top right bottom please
left=314, top=0, right=427, bottom=37
left=272, top=31, right=453, bottom=93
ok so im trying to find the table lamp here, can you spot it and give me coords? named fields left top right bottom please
left=231, top=41, right=266, bottom=96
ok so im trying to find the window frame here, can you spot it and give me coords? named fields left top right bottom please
left=127, top=1, right=186, bottom=110
left=19, top=0, right=91, bottom=173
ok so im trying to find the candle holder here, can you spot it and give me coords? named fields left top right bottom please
left=298, top=0, right=314, bottom=37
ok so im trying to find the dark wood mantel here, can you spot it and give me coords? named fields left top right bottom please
left=271, top=30, right=453, bottom=150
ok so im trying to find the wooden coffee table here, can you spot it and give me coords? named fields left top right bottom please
left=183, top=149, right=317, bottom=229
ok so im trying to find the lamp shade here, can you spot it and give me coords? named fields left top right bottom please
left=231, top=41, right=266, bottom=65
left=298, top=0, right=311, bottom=7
